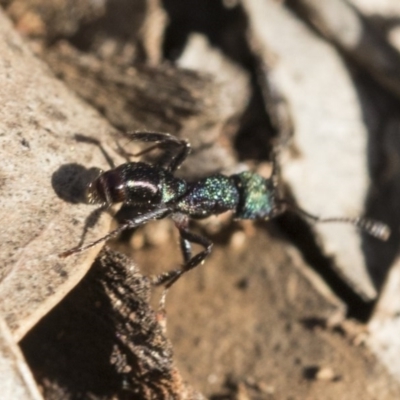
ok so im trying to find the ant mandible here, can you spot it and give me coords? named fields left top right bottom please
left=60, top=132, right=391, bottom=291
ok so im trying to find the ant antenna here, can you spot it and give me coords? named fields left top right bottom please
left=267, top=148, right=390, bottom=241
left=277, top=200, right=391, bottom=241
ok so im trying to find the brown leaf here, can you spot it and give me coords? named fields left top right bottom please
left=0, top=9, right=117, bottom=341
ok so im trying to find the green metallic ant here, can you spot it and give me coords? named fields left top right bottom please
left=61, top=132, right=391, bottom=291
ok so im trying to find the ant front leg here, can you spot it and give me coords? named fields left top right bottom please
left=153, top=214, right=213, bottom=291
left=59, top=206, right=172, bottom=258
left=121, top=131, right=191, bottom=172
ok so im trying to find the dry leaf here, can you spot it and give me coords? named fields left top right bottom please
left=0, top=9, right=117, bottom=341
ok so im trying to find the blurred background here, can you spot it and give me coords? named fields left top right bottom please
left=2, top=0, right=400, bottom=398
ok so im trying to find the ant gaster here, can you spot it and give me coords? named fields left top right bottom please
left=60, top=132, right=391, bottom=292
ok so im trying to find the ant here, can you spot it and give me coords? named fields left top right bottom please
left=60, top=132, right=391, bottom=294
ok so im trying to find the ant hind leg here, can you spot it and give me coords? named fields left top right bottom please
left=121, top=131, right=191, bottom=172
left=74, top=134, right=116, bottom=168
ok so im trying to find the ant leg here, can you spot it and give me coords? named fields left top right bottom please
left=179, top=235, right=192, bottom=263
left=169, top=229, right=212, bottom=288
left=74, top=134, right=116, bottom=168
left=153, top=219, right=213, bottom=289
left=121, top=131, right=191, bottom=172
left=59, top=206, right=172, bottom=258
left=154, top=214, right=192, bottom=310
left=176, top=214, right=192, bottom=263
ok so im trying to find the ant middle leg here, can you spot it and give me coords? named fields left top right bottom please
left=169, top=229, right=212, bottom=289
left=120, top=131, right=191, bottom=172
left=178, top=220, right=192, bottom=264
left=153, top=215, right=213, bottom=290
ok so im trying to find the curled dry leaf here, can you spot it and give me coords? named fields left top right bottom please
left=3, top=0, right=168, bottom=66
left=42, top=40, right=250, bottom=178
left=291, top=0, right=400, bottom=100
left=0, top=9, right=118, bottom=341
left=242, top=0, right=388, bottom=300
left=43, top=42, right=247, bottom=146
left=21, top=247, right=205, bottom=399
